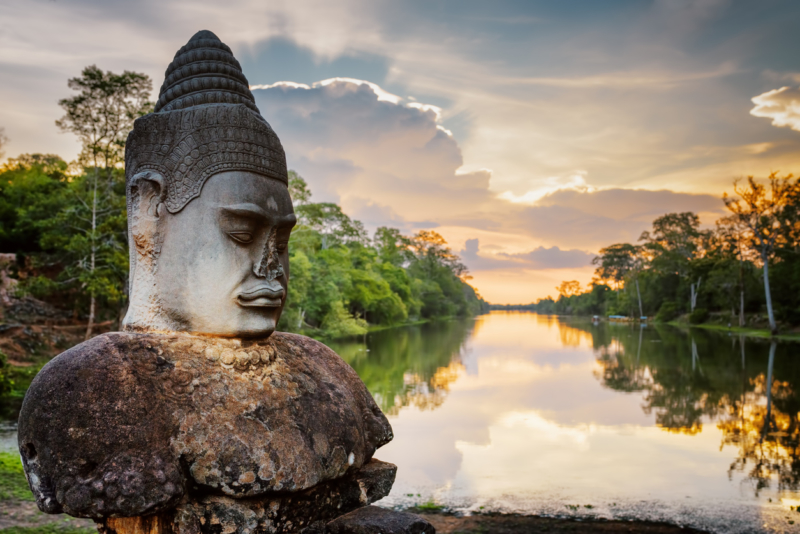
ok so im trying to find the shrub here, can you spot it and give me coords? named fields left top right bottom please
left=321, top=300, right=368, bottom=338
left=0, top=350, right=13, bottom=396
left=689, top=307, right=710, bottom=324
left=656, top=301, right=680, bottom=322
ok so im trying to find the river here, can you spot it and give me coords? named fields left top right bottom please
left=329, top=311, right=800, bottom=534
left=3, top=311, right=800, bottom=533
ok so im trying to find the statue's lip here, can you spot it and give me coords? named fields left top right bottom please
left=237, top=287, right=284, bottom=307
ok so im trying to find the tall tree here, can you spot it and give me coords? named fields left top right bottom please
left=556, top=280, right=582, bottom=298
left=0, top=127, right=7, bottom=161
left=54, top=65, right=153, bottom=338
left=723, top=174, right=798, bottom=334
left=715, top=215, right=754, bottom=327
left=640, top=212, right=707, bottom=312
left=288, top=170, right=312, bottom=206
left=593, top=243, right=636, bottom=292
left=0, top=154, right=69, bottom=253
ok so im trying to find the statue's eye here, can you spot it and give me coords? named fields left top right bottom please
left=276, top=242, right=288, bottom=253
left=229, top=232, right=254, bottom=244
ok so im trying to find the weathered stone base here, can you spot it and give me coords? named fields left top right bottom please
left=327, top=507, right=434, bottom=534
left=98, top=459, right=398, bottom=534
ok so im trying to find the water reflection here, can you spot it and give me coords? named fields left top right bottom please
left=331, top=312, right=800, bottom=532
left=587, top=322, right=800, bottom=497
left=3, top=313, right=799, bottom=532
left=328, top=319, right=475, bottom=415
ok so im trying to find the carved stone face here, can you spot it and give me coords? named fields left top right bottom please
left=158, top=171, right=295, bottom=337
left=125, top=170, right=295, bottom=337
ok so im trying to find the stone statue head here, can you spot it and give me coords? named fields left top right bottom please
left=122, top=30, right=296, bottom=338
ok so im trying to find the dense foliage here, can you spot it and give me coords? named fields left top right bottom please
left=493, top=174, right=800, bottom=332
left=0, top=163, right=486, bottom=337
left=278, top=171, right=488, bottom=337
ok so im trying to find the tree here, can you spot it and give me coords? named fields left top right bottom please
left=640, top=212, right=707, bottom=312
left=593, top=243, right=637, bottom=291
left=0, top=127, right=7, bottom=161
left=410, top=231, right=468, bottom=280
left=374, top=227, right=413, bottom=267
left=54, top=66, right=153, bottom=338
left=0, top=155, right=69, bottom=253
left=723, top=173, right=799, bottom=334
left=556, top=280, right=582, bottom=298
left=288, top=170, right=312, bottom=206
left=714, top=215, right=757, bottom=327
left=593, top=242, right=645, bottom=316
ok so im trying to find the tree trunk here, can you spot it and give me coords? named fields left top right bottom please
left=690, top=277, right=701, bottom=312
left=85, top=293, right=95, bottom=340
left=85, top=170, right=98, bottom=341
left=761, top=341, right=776, bottom=443
left=635, top=276, right=644, bottom=319
left=100, top=513, right=172, bottom=534
left=762, top=253, right=777, bottom=334
left=739, top=290, right=745, bottom=327
left=740, top=335, right=745, bottom=369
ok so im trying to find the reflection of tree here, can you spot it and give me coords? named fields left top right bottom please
left=591, top=324, right=733, bottom=434
left=718, top=342, right=800, bottom=495
left=557, top=320, right=594, bottom=348
left=585, top=320, right=800, bottom=495
left=329, top=319, right=474, bottom=415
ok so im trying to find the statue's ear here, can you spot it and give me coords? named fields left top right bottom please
left=129, top=171, right=166, bottom=219
left=129, top=172, right=167, bottom=254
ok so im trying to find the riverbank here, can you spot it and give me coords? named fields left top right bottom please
left=0, top=444, right=709, bottom=534
left=669, top=320, right=800, bottom=341
left=0, top=505, right=709, bottom=534
left=416, top=511, right=707, bottom=533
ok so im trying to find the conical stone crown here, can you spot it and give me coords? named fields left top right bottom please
left=125, top=30, right=287, bottom=214
left=155, top=30, right=260, bottom=115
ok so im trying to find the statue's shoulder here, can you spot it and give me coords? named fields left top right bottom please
left=271, top=331, right=352, bottom=368
left=18, top=332, right=184, bottom=518
left=21, top=332, right=156, bottom=408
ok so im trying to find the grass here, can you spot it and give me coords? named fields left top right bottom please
left=410, top=500, right=446, bottom=513
left=666, top=320, right=800, bottom=341
left=0, top=527, right=95, bottom=534
left=0, top=452, right=34, bottom=502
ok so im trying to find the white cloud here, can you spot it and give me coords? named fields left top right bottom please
left=750, top=86, right=800, bottom=132
left=498, top=172, right=593, bottom=205
left=252, top=77, right=496, bottom=230
left=461, top=239, right=594, bottom=271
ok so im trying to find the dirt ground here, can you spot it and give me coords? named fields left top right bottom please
left=0, top=502, right=709, bottom=534
left=416, top=512, right=708, bottom=534
left=0, top=501, right=95, bottom=532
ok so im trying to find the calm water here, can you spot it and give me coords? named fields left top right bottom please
left=330, top=312, right=800, bottom=534
left=3, top=312, right=800, bottom=532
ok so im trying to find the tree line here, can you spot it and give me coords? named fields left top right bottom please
left=0, top=66, right=487, bottom=340
left=495, top=174, right=800, bottom=334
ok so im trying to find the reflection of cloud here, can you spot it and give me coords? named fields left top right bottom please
left=751, top=86, right=800, bottom=131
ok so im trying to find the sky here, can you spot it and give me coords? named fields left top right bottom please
left=2, top=0, right=800, bottom=303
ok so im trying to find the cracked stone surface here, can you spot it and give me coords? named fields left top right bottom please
left=326, top=507, right=435, bottom=534
left=17, top=331, right=393, bottom=519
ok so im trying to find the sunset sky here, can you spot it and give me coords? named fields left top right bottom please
left=2, top=0, right=800, bottom=303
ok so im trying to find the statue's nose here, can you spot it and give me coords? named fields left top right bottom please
left=253, top=231, right=285, bottom=281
